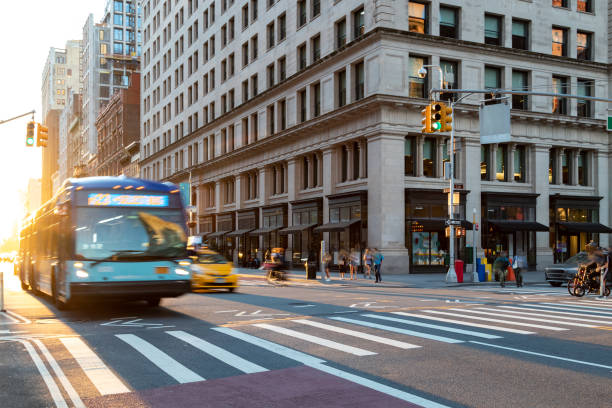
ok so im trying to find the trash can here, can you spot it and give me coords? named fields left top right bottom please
left=477, top=263, right=486, bottom=282
left=455, top=260, right=464, bottom=283
left=304, top=260, right=317, bottom=280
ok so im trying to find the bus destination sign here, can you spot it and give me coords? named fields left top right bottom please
left=88, top=193, right=169, bottom=207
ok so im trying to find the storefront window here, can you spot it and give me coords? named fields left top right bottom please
left=577, top=151, right=587, bottom=186
left=412, top=232, right=444, bottom=265
left=496, top=144, right=507, bottom=181
left=514, top=145, right=525, bottom=182
left=562, top=150, right=571, bottom=184
left=568, top=208, right=588, bottom=222
left=481, top=145, right=489, bottom=180
left=549, top=149, right=557, bottom=184
left=330, top=207, right=340, bottom=223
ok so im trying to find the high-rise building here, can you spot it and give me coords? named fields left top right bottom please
left=81, top=1, right=142, bottom=171
left=139, top=0, right=611, bottom=273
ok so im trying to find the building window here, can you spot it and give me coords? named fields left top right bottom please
left=512, top=19, right=529, bottom=50
left=440, top=60, right=457, bottom=102
left=311, top=35, right=320, bottom=62
left=354, top=61, right=364, bottom=101
left=552, top=27, right=567, bottom=57
left=297, top=43, right=307, bottom=70
left=267, top=63, right=274, bottom=88
left=439, top=6, right=458, bottom=39
left=552, top=0, right=568, bottom=8
left=561, top=149, right=571, bottom=184
left=576, top=31, right=592, bottom=61
left=336, top=18, right=346, bottom=49
left=114, top=13, right=123, bottom=25
left=278, top=13, right=286, bottom=41
left=298, top=89, right=307, bottom=123
left=279, top=99, right=286, bottom=131
left=576, top=79, right=592, bottom=117
left=512, top=70, right=528, bottom=110
left=353, top=6, right=365, bottom=39
left=514, top=145, right=526, bottom=182
left=267, top=22, right=275, bottom=49
left=405, top=136, right=416, bottom=176
left=312, top=82, right=321, bottom=117
left=278, top=56, right=286, bottom=81
left=337, top=69, right=347, bottom=107
left=481, top=145, right=489, bottom=180
left=311, top=0, right=320, bottom=18
left=267, top=104, right=275, bottom=135
left=484, top=66, right=501, bottom=90
left=409, top=57, right=426, bottom=98
left=114, top=28, right=123, bottom=41
left=251, top=0, right=257, bottom=21
left=496, top=144, right=507, bottom=181
left=577, top=151, right=588, bottom=186
left=251, top=74, right=258, bottom=96
left=297, top=0, right=306, bottom=27
left=577, top=0, right=592, bottom=12
left=408, top=2, right=427, bottom=34
left=552, top=76, right=568, bottom=115
left=423, top=138, right=436, bottom=178
left=484, top=14, right=501, bottom=45
left=549, top=149, right=557, bottom=184
left=114, top=0, right=123, bottom=12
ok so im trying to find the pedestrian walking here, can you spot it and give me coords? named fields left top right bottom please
left=338, top=251, right=347, bottom=280
left=322, top=252, right=332, bottom=281
left=493, top=251, right=510, bottom=288
left=374, top=248, right=384, bottom=283
left=349, top=248, right=358, bottom=280
left=363, top=248, right=373, bottom=279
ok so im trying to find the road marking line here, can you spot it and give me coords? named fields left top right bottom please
left=116, top=334, right=204, bottom=384
left=19, top=340, right=68, bottom=408
left=457, top=308, right=596, bottom=328
left=541, top=303, right=612, bottom=315
left=7, top=310, right=32, bottom=324
left=423, top=310, right=568, bottom=331
left=572, top=300, right=612, bottom=307
left=253, top=323, right=377, bottom=356
left=470, top=340, right=612, bottom=371
left=166, top=330, right=267, bottom=374
left=213, top=327, right=451, bottom=408
left=31, top=339, right=85, bottom=408
left=384, top=313, right=534, bottom=334
left=292, top=319, right=419, bottom=349
left=381, top=313, right=502, bottom=339
left=330, top=316, right=463, bottom=344
left=483, top=306, right=612, bottom=325
left=512, top=304, right=612, bottom=320
left=59, top=337, right=130, bottom=396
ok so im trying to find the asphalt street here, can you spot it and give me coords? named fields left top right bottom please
left=1, top=263, right=611, bottom=408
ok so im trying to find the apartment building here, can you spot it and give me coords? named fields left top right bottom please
left=139, top=0, right=611, bottom=273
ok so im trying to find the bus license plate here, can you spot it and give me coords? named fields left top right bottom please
left=156, top=267, right=169, bottom=274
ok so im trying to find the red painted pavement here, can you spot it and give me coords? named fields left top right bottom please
left=82, top=365, right=419, bottom=407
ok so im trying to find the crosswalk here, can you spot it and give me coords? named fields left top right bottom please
left=465, top=285, right=569, bottom=296
left=9, top=299, right=612, bottom=407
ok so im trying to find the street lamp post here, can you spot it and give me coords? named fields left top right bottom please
left=446, top=101, right=457, bottom=282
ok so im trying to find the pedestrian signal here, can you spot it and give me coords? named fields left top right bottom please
left=37, top=123, right=48, bottom=147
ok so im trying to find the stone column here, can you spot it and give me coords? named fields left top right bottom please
left=596, top=151, right=610, bottom=248
left=235, top=175, right=242, bottom=210
left=367, top=133, right=409, bottom=274
left=534, top=145, right=553, bottom=266
left=557, top=148, right=564, bottom=184
left=307, top=156, right=314, bottom=189
left=489, top=144, right=498, bottom=181
left=437, top=138, right=444, bottom=178
left=322, top=148, right=335, bottom=258
left=259, top=167, right=268, bottom=206
left=346, top=144, right=354, bottom=181
left=572, top=149, right=579, bottom=186
left=317, top=152, right=324, bottom=186
left=359, top=140, right=366, bottom=179
left=416, top=135, right=424, bottom=177
left=214, top=180, right=221, bottom=212
left=508, top=144, right=516, bottom=183
left=464, top=137, right=482, bottom=278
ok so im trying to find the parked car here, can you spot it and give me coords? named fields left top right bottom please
left=545, top=251, right=589, bottom=286
left=190, top=249, right=238, bottom=292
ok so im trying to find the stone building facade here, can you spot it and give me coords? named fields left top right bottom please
left=139, top=0, right=611, bottom=273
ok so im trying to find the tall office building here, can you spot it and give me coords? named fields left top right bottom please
left=139, top=0, right=611, bottom=273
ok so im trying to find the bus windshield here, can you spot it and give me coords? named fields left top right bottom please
left=74, top=207, right=187, bottom=260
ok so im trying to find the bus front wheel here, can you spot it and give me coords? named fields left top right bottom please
left=146, top=298, right=161, bottom=307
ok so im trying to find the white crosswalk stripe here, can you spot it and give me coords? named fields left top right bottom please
left=167, top=330, right=268, bottom=374
left=533, top=303, right=612, bottom=316
left=452, top=308, right=597, bottom=328
left=59, top=337, right=130, bottom=396
left=253, top=323, right=377, bottom=356
left=422, top=310, right=569, bottom=331
left=116, top=334, right=205, bottom=383
left=389, top=312, right=535, bottom=334
left=292, top=319, right=421, bottom=349
left=552, top=302, right=612, bottom=312
left=485, top=306, right=612, bottom=325
left=512, top=304, right=612, bottom=320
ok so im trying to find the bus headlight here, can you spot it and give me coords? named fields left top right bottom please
left=76, top=270, right=89, bottom=278
left=178, top=261, right=191, bottom=266
left=74, top=262, right=84, bottom=268
left=175, top=268, right=190, bottom=276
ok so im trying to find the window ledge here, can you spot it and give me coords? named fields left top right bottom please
left=336, top=178, right=367, bottom=188
left=300, top=186, right=323, bottom=194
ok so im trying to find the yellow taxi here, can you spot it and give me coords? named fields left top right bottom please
left=190, top=249, right=238, bottom=292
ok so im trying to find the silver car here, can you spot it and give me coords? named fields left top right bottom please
left=545, top=252, right=589, bottom=287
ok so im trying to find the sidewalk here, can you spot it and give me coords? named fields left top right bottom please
left=235, top=267, right=549, bottom=289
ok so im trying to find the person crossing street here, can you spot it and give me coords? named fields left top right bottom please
left=373, top=248, right=384, bottom=283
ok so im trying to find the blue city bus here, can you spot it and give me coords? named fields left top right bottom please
left=18, top=176, right=192, bottom=308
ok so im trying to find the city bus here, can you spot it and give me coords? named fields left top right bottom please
left=18, top=176, right=192, bottom=308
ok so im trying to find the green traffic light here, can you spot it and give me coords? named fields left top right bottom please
left=26, top=137, right=34, bottom=146
left=432, top=122, right=442, bottom=131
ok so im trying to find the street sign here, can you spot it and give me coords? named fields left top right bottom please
left=607, top=116, right=612, bottom=131
left=179, top=182, right=190, bottom=206
left=446, top=219, right=462, bottom=226
left=480, top=101, right=511, bottom=144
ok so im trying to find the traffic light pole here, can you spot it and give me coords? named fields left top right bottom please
left=0, top=110, right=35, bottom=127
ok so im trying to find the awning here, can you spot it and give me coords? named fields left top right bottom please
left=488, top=220, right=549, bottom=232
left=409, top=218, right=473, bottom=232
left=226, top=229, right=254, bottom=237
left=558, top=222, right=612, bottom=234
left=249, top=227, right=281, bottom=236
left=207, top=230, right=230, bottom=238
left=314, top=219, right=361, bottom=232
left=279, top=223, right=318, bottom=235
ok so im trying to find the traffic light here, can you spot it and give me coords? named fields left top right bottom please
left=36, top=123, right=48, bottom=147
left=439, top=102, right=453, bottom=132
left=430, top=102, right=443, bottom=132
left=421, top=104, right=432, bottom=133
left=26, top=122, right=35, bottom=147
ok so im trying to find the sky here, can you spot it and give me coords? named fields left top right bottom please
left=0, top=0, right=107, bottom=242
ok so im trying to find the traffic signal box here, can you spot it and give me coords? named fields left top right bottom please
left=26, top=122, right=35, bottom=147
left=421, top=101, right=453, bottom=134
left=37, top=123, right=48, bottom=147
